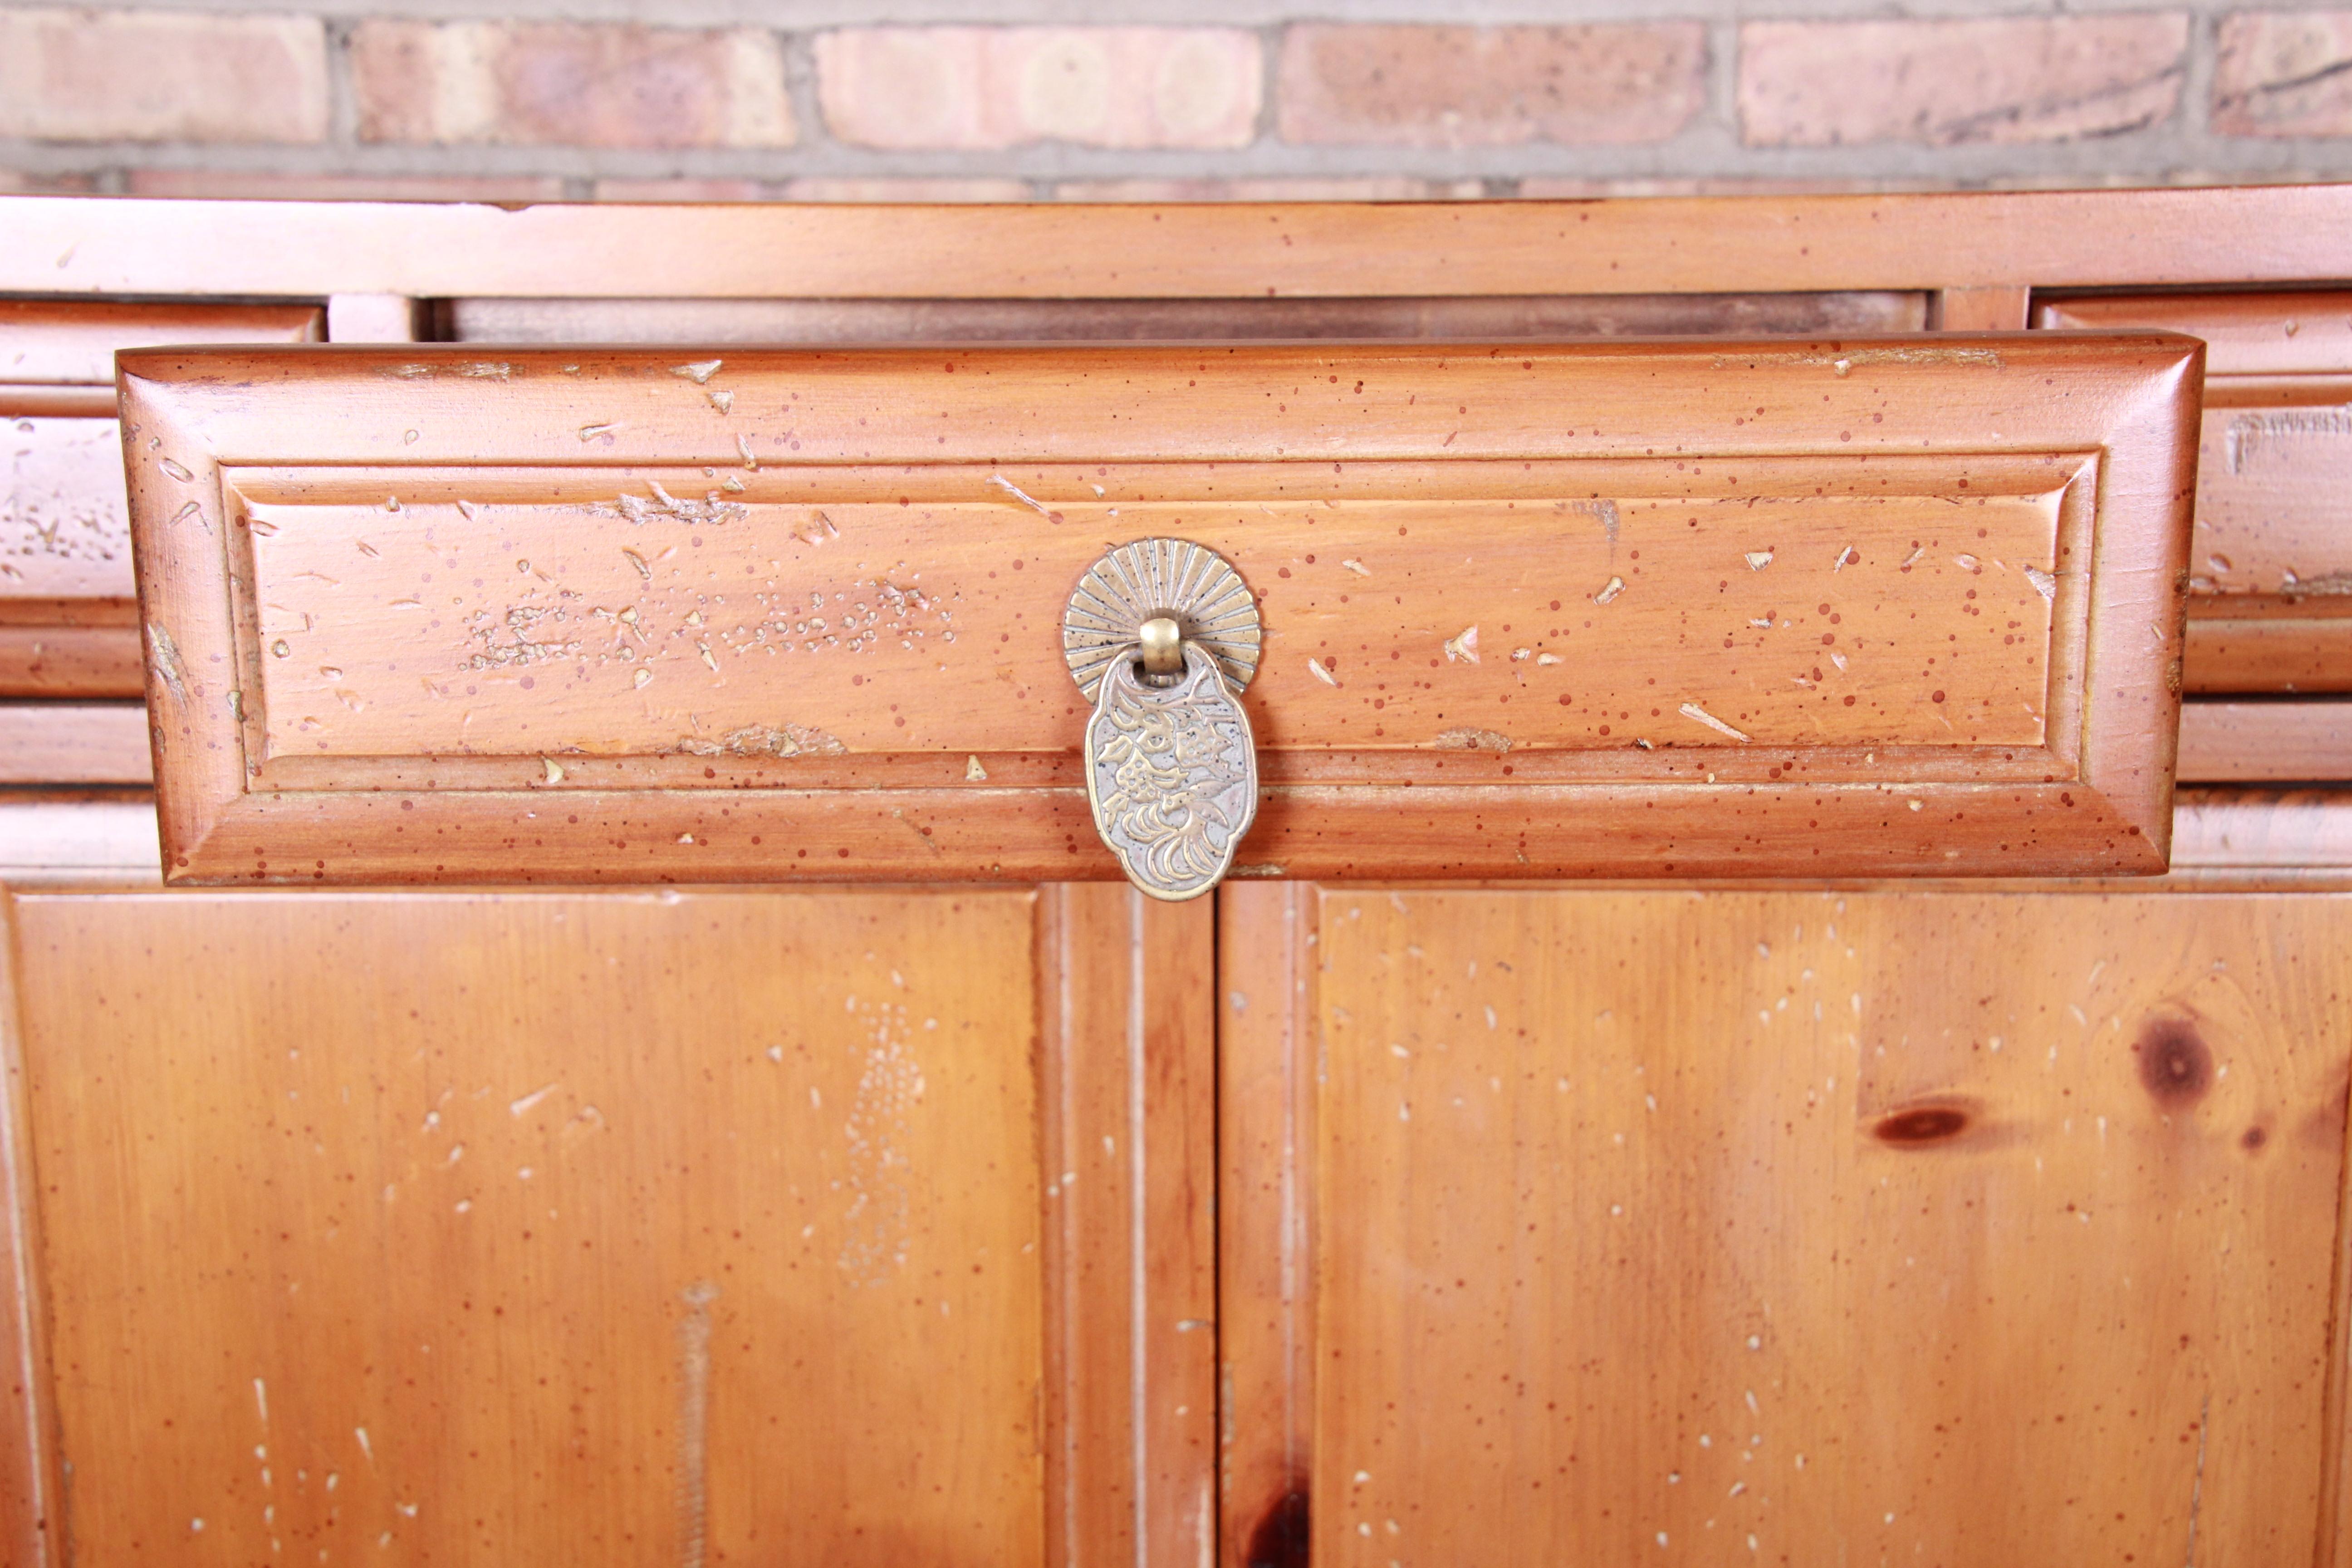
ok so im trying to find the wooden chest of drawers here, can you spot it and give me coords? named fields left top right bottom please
left=0, top=189, right=2349, bottom=1568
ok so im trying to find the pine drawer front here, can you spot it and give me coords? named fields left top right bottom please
left=2038, top=293, right=2352, bottom=696
left=3, top=300, right=322, bottom=699
left=122, top=336, right=2198, bottom=884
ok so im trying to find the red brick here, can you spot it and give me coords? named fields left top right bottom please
left=0, top=8, right=327, bottom=143
left=1276, top=24, right=1706, bottom=147
left=816, top=27, right=1260, bottom=150
left=127, top=170, right=569, bottom=202
left=353, top=20, right=793, bottom=149
left=2215, top=12, right=2352, bottom=136
left=1739, top=16, right=2189, bottom=147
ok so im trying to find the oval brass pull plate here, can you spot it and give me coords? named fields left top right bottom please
left=1064, top=539, right=1262, bottom=901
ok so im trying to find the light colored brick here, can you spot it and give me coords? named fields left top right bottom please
left=1276, top=24, right=1706, bottom=147
left=1517, top=176, right=1908, bottom=198
left=1739, top=16, right=2189, bottom=147
left=592, top=177, right=1040, bottom=204
left=127, top=170, right=569, bottom=202
left=1052, top=177, right=1486, bottom=201
left=777, top=177, right=1034, bottom=202
left=0, top=8, right=326, bottom=144
left=0, top=170, right=99, bottom=194
left=593, top=178, right=774, bottom=202
left=353, top=20, right=792, bottom=149
left=816, top=27, right=1260, bottom=150
left=2215, top=12, right=2352, bottom=137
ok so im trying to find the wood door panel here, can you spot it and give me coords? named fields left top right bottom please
left=1222, top=884, right=2351, bottom=1567
left=0, top=883, right=1213, bottom=1567
left=124, top=336, right=2198, bottom=883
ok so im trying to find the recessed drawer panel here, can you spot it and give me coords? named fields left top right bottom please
left=121, top=336, right=2198, bottom=884
left=3, top=301, right=322, bottom=698
left=2038, top=293, right=2352, bottom=695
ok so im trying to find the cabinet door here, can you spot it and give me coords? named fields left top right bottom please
left=0, top=882, right=1213, bottom=1567
left=1221, top=882, right=2352, bottom=1567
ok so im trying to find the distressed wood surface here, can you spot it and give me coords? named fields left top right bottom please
left=2041, top=293, right=2352, bottom=377
left=2188, top=614, right=2352, bottom=697
left=1038, top=883, right=1218, bottom=1568
left=123, top=335, right=2197, bottom=884
left=441, top=291, right=1929, bottom=344
left=12, top=189, right=2352, bottom=299
left=3, top=885, right=1212, bottom=1567
left=0, top=896, right=58, bottom=1568
left=1220, top=885, right=2351, bottom=1567
left=0, top=301, right=322, bottom=388
left=0, top=704, right=150, bottom=785
left=0, top=617, right=142, bottom=700
left=2173, top=788, right=2352, bottom=876
left=1218, top=881, right=1318, bottom=1568
left=2039, top=295, right=2352, bottom=698
left=2178, top=700, right=2352, bottom=784
left=3, top=304, right=320, bottom=700
left=0, top=799, right=161, bottom=884
left=1931, top=286, right=2031, bottom=332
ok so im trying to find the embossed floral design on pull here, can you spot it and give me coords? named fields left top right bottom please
left=1085, top=642, right=1258, bottom=901
left=1064, top=537, right=1263, bottom=900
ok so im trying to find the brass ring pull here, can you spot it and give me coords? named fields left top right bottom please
left=1063, top=539, right=1263, bottom=901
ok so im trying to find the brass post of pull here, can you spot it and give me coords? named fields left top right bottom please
left=1137, top=615, right=1185, bottom=682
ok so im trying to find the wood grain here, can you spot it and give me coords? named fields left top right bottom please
left=442, top=291, right=1929, bottom=344
left=121, top=335, right=2200, bottom=884
left=1933, top=286, right=2031, bottom=332
left=2039, top=292, right=2352, bottom=377
left=12, top=189, right=2352, bottom=299
left=1037, top=885, right=1217, bottom=1568
left=1223, top=885, right=2350, bottom=1567
left=2189, top=387, right=2352, bottom=606
left=2037, top=295, right=2352, bottom=696
left=2179, top=700, right=2352, bottom=783
left=3, top=884, right=1212, bottom=1567
left=2173, top=787, right=2352, bottom=874
left=0, top=897, right=59, bottom=1568
left=0, top=798, right=161, bottom=884
left=1, top=414, right=134, bottom=603
left=0, top=703, right=151, bottom=784
left=0, top=301, right=321, bottom=387
left=3, top=304, right=321, bottom=700
left=0, top=622, right=143, bottom=700
left=2188, top=613, right=2352, bottom=696
left=1217, top=881, right=1318, bottom=1568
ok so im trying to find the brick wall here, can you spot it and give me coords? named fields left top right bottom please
left=1, top=2, right=2349, bottom=201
